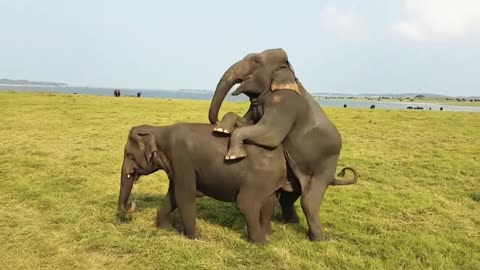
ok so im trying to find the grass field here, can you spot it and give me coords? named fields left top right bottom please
left=0, top=91, right=479, bottom=270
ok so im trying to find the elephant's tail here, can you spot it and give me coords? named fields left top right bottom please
left=330, top=167, right=358, bottom=186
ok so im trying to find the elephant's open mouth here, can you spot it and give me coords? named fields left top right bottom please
left=232, top=76, right=254, bottom=96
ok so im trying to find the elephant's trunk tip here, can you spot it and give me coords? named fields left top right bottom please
left=120, top=201, right=137, bottom=214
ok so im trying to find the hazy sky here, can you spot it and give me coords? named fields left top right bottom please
left=1, top=0, right=479, bottom=96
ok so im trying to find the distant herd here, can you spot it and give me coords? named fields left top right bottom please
left=342, top=104, right=444, bottom=111
left=111, top=89, right=445, bottom=111
left=113, top=89, right=141, bottom=98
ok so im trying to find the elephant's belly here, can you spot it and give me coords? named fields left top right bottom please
left=196, top=178, right=240, bottom=202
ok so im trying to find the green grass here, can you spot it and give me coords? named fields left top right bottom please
left=0, top=91, right=479, bottom=270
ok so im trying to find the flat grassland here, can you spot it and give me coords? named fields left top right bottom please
left=0, top=92, right=479, bottom=270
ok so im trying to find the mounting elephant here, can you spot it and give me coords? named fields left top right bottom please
left=208, top=48, right=358, bottom=241
left=117, top=123, right=291, bottom=244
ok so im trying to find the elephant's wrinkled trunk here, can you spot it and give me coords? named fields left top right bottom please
left=118, top=171, right=137, bottom=215
left=209, top=59, right=246, bottom=124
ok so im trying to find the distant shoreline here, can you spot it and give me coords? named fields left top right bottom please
left=2, top=88, right=480, bottom=113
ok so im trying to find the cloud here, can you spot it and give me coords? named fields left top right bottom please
left=392, top=0, right=480, bottom=41
left=320, top=3, right=368, bottom=40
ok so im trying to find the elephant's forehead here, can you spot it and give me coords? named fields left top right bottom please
left=244, top=53, right=258, bottom=59
left=261, top=48, right=288, bottom=59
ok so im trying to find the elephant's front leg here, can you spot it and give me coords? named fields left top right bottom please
left=173, top=170, right=197, bottom=239
left=279, top=191, right=300, bottom=223
left=260, top=193, right=278, bottom=235
left=156, top=184, right=177, bottom=229
left=225, top=91, right=298, bottom=160
left=213, top=112, right=240, bottom=134
left=237, top=189, right=266, bottom=244
left=214, top=107, right=254, bottom=134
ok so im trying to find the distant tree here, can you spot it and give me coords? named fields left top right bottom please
left=415, top=94, right=425, bottom=99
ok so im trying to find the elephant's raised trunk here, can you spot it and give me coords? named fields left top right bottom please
left=118, top=169, right=137, bottom=215
left=209, top=59, right=248, bottom=124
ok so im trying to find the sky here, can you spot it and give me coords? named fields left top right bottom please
left=1, top=0, right=479, bottom=96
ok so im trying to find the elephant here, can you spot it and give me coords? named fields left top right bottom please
left=114, top=89, right=121, bottom=97
left=208, top=48, right=358, bottom=241
left=118, top=123, right=291, bottom=244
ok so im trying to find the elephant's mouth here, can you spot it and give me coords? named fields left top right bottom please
left=127, top=166, right=156, bottom=184
left=126, top=172, right=140, bottom=184
left=232, top=77, right=251, bottom=96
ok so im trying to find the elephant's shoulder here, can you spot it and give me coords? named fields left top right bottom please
left=265, top=89, right=302, bottom=106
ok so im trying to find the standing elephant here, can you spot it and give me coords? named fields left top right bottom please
left=208, top=48, right=358, bottom=241
left=118, top=123, right=290, bottom=244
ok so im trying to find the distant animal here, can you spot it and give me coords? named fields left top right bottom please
left=73, top=92, right=78, bottom=95
left=343, top=104, right=347, bottom=108
left=137, top=92, right=142, bottom=98
left=440, top=107, right=444, bottom=111
left=114, top=89, right=121, bottom=97
left=406, top=106, right=413, bottom=109
left=370, top=105, right=376, bottom=109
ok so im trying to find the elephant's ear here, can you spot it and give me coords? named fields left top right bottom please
left=137, top=132, right=158, bottom=164
left=271, top=61, right=300, bottom=94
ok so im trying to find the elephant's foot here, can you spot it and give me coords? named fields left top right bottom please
left=263, top=224, right=274, bottom=235
left=307, top=230, right=325, bottom=242
left=213, top=126, right=231, bottom=134
left=282, top=211, right=300, bottom=224
left=248, top=233, right=267, bottom=245
left=213, top=120, right=235, bottom=134
left=225, top=145, right=247, bottom=160
left=155, top=216, right=173, bottom=230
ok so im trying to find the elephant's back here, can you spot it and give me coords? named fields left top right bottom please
left=172, top=123, right=283, bottom=157
left=170, top=123, right=286, bottom=201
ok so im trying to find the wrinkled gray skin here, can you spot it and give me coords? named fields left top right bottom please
left=117, top=123, right=290, bottom=244
left=208, top=48, right=358, bottom=241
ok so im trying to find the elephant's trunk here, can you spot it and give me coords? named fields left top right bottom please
left=330, top=167, right=359, bottom=186
left=118, top=169, right=137, bottom=215
left=209, top=59, right=248, bottom=124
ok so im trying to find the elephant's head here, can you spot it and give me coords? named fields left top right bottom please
left=117, top=125, right=171, bottom=216
left=209, top=48, right=299, bottom=124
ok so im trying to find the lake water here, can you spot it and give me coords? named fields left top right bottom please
left=2, top=85, right=479, bottom=113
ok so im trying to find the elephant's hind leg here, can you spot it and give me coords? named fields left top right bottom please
left=236, top=189, right=266, bottom=244
left=300, top=159, right=338, bottom=241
